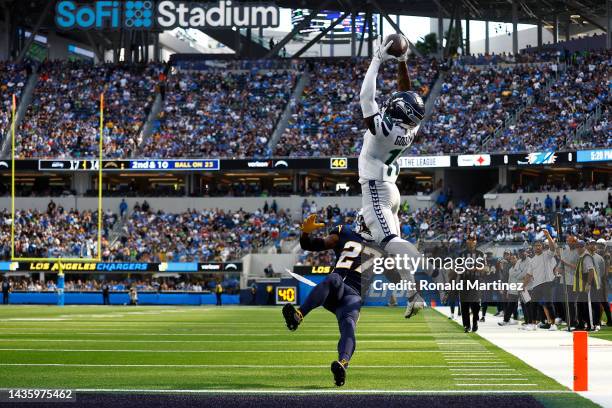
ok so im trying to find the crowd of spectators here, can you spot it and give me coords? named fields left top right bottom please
left=454, top=51, right=562, bottom=66
left=417, top=62, right=557, bottom=154
left=1, top=200, right=300, bottom=262
left=16, top=60, right=161, bottom=158
left=273, top=57, right=439, bottom=157
left=1, top=200, right=114, bottom=259
left=107, top=204, right=298, bottom=262
left=1, top=193, right=609, bottom=266
left=142, top=66, right=297, bottom=158
left=497, top=52, right=610, bottom=153
left=296, top=198, right=611, bottom=264
left=507, top=180, right=609, bottom=193
left=2, top=52, right=609, bottom=159
left=0, top=62, right=29, bottom=144
left=572, top=103, right=611, bottom=150
left=7, top=277, right=239, bottom=292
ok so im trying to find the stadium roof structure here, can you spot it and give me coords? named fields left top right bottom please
left=1, top=0, right=610, bottom=61
left=276, top=0, right=609, bottom=28
left=267, top=0, right=611, bottom=58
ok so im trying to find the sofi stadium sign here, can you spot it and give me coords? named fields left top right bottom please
left=55, top=0, right=280, bottom=30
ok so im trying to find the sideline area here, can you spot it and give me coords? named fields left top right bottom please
left=435, top=306, right=612, bottom=408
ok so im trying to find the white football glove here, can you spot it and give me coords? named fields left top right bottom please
left=374, top=40, right=395, bottom=62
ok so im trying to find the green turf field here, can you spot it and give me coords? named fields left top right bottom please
left=0, top=306, right=599, bottom=407
left=591, top=324, right=612, bottom=341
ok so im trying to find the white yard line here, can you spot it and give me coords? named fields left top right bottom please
left=0, top=338, right=479, bottom=345
left=0, top=363, right=462, bottom=369
left=453, top=378, right=530, bottom=381
left=436, top=306, right=612, bottom=408
left=0, top=348, right=503, bottom=354
left=451, top=373, right=523, bottom=377
left=456, top=384, right=538, bottom=387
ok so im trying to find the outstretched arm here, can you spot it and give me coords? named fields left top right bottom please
left=299, top=214, right=338, bottom=251
left=397, top=35, right=412, bottom=91
left=398, top=60, right=411, bottom=91
left=360, top=40, right=393, bottom=133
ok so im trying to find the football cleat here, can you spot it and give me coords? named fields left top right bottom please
left=282, top=303, right=303, bottom=331
left=404, top=293, right=425, bottom=319
left=331, top=359, right=349, bottom=386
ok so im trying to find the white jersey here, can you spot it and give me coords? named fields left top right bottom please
left=358, top=112, right=418, bottom=184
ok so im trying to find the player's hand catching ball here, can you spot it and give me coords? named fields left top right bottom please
left=374, top=40, right=395, bottom=62
left=300, top=214, right=325, bottom=234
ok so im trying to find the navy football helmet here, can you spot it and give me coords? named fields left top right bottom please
left=383, top=91, right=425, bottom=129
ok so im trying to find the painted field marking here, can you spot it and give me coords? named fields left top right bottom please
left=0, top=348, right=504, bottom=354
left=450, top=373, right=524, bottom=376
left=453, top=378, right=530, bottom=381
left=0, top=363, right=463, bottom=369
left=456, top=384, right=538, bottom=387
left=0, top=339, right=480, bottom=345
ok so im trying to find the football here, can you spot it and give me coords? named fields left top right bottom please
left=384, top=33, right=409, bottom=58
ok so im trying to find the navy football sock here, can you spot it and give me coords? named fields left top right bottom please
left=338, top=316, right=356, bottom=362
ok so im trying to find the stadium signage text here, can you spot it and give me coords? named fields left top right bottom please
left=457, top=154, right=491, bottom=167
left=55, top=0, right=280, bottom=30
left=399, top=156, right=451, bottom=168
left=577, top=148, right=612, bottom=163
left=292, top=265, right=332, bottom=275
left=0, top=262, right=242, bottom=273
left=275, top=286, right=297, bottom=304
left=38, top=159, right=220, bottom=171
left=4, top=152, right=586, bottom=174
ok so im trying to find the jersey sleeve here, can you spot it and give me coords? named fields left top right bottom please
left=369, top=112, right=393, bottom=137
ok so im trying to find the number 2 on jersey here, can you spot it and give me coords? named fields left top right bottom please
left=336, top=241, right=383, bottom=274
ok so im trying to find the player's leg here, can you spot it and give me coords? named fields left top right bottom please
left=386, top=182, right=426, bottom=317
left=282, top=273, right=344, bottom=331
left=361, top=181, right=424, bottom=318
left=330, top=286, right=361, bottom=386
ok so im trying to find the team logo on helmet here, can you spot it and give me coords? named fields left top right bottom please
left=383, top=91, right=424, bottom=129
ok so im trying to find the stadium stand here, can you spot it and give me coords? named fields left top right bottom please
left=497, top=51, right=610, bottom=153
left=273, top=57, right=439, bottom=157
left=0, top=62, right=29, bottom=144
left=15, top=61, right=161, bottom=158
left=142, top=65, right=298, bottom=158
left=1, top=52, right=609, bottom=158
left=417, top=62, right=558, bottom=154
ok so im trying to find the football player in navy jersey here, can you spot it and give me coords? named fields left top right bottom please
left=282, top=213, right=383, bottom=387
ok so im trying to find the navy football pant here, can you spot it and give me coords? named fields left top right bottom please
left=299, top=273, right=361, bottom=362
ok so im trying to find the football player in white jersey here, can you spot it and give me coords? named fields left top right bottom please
left=359, top=37, right=426, bottom=318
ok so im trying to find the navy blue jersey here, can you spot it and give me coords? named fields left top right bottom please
left=329, top=225, right=382, bottom=293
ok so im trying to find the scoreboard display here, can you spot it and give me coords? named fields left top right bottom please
left=38, top=159, right=220, bottom=171
left=275, top=286, right=297, bottom=305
